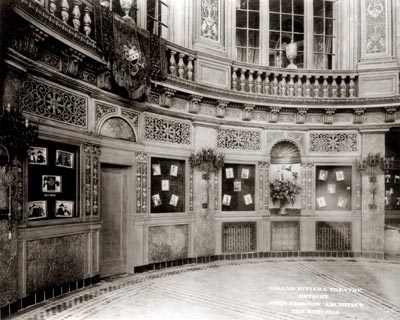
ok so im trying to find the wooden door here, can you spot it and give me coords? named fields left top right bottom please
left=100, top=165, right=129, bottom=277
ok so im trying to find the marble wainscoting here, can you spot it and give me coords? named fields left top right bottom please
left=0, top=221, right=18, bottom=307
left=148, top=225, right=189, bottom=263
left=26, top=234, right=85, bottom=293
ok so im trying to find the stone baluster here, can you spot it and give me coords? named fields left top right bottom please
left=169, top=50, right=177, bottom=76
left=61, top=0, right=70, bottom=23
left=305, top=75, right=311, bottom=98
left=239, top=69, right=246, bottom=92
left=313, top=76, right=320, bottom=98
left=263, top=73, right=270, bottom=95
left=248, top=70, right=254, bottom=93
left=340, top=76, right=347, bottom=98
left=187, top=57, right=194, bottom=81
left=331, top=77, right=338, bottom=97
left=83, top=6, right=92, bottom=37
left=255, top=72, right=262, bottom=94
left=288, top=74, right=295, bottom=97
left=280, top=74, right=287, bottom=97
left=177, top=53, right=185, bottom=79
left=322, top=76, right=329, bottom=98
left=296, top=76, right=303, bottom=97
left=232, top=67, right=238, bottom=90
left=349, top=76, right=356, bottom=97
left=72, top=0, right=81, bottom=30
left=49, top=0, right=57, bottom=15
left=272, top=73, right=278, bottom=96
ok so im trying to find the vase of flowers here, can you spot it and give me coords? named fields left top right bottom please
left=270, top=179, right=301, bottom=214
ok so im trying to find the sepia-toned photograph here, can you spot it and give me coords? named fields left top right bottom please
left=55, top=200, right=73, bottom=217
left=55, top=150, right=74, bottom=168
left=42, top=175, right=62, bottom=193
left=27, top=200, right=47, bottom=220
left=28, top=147, right=47, bottom=165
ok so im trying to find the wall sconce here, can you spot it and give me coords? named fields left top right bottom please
left=189, top=148, right=224, bottom=209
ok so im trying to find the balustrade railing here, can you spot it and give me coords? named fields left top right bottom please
left=231, top=67, right=358, bottom=98
left=166, top=45, right=196, bottom=81
left=31, top=0, right=95, bottom=39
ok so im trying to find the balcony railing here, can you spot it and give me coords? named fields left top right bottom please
left=32, top=0, right=95, bottom=39
left=165, top=41, right=360, bottom=99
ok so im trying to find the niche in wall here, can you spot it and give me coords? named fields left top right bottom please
left=150, top=157, right=186, bottom=213
left=221, top=164, right=255, bottom=211
left=27, top=140, right=79, bottom=220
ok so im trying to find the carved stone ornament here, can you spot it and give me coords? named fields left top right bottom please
left=217, top=128, right=261, bottom=151
left=309, top=132, right=359, bottom=153
left=366, top=0, right=387, bottom=54
left=189, top=95, right=202, bottom=114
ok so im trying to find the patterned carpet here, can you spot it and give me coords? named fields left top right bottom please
left=10, top=259, right=400, bottom=320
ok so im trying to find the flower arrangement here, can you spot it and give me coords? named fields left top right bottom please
left=270, top=179, right=301, bottom=206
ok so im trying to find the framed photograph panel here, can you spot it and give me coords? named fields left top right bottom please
left=55, top=200, right=73, bottom=217
left=28, top=147, right=47, bottom=165
left=55, top=150, right=74, bottom=168
left=42, top=175, right=62, bottom=193
left=28, top=201, right=47, bottom=220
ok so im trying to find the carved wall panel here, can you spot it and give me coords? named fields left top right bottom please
left=144, top=114, right=192, bottom=145
left=217, top=128, right=261, bottom=151
left=316, top=222, right=351, bottom=251
left=26, top=234, right=85, bottom=293
left=200, top=0, right=219, bottom=41
left=96, top=103, right=118, bottom=123
left=271, top=221, right=299, bottom=251
left=258, top=162, right=269, bottom=211
left=222, top=222, right=256, bottom=253
left=365, top=0, right=387, bottom=54
left=148, top=225, right=188, bottom=263
left=20, top=78, right=87, bottom=128
left=135, top=152, right=148, bottom=214
left=83, top=143, right=100, bottom=216
left=308, top=132, right=359, bottom=153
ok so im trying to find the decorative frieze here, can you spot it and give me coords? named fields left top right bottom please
left=200, top=0, right=219, bottom=41
left=385, top=106, right=397, bottom=123
left=309, top=132, right=359, bottom=153
left=96, top=103, right=118, bottom=123
left=217, top=128, right=261, bottom=151
left=159, top=88, right=176, bottom=108
left=324, top=109, right=336, bottom=125
left=365, top=0, right=387, bottom=54
left=216, top=100, right=229, bottom=118
left=269, top=106, right=281, bottom=123
left=144, top=114, right=192, bottom=145
left=222, top=222, right=256, bottom=253
left=20, top=78, right=87, bottom=128
left=242, top=104, right=254, bottom=121
left=135, top=152, right=148, bottom=214
left=11, top=24, right=48, bottom=60
left=189, top=95, right=203, bottom=114
left=83, top=143, right=101, bottom=216
left=354, top=108, right=365, bottom=124
left=38, top=50, right=61, bottom=70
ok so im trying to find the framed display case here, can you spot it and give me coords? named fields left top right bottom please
left=151, top=157, right=186, bottom=213
left=221, top=164, right=255, bottom=211
left=385, top=130, right=400, bottom=212
left=27, top=140, right=79, bottom=220
left=315, top=165, right=352, bottom=211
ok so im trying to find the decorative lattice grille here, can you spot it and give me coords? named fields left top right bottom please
left=222, top=222, right=256, bottom=253
left=271, top=221, right=299, bottom=251
left=316, top=222, right=351, bottom=251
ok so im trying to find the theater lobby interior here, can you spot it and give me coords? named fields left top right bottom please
left=1, top=0, right=400, bottom=319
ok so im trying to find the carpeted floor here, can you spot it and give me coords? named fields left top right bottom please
left=10, top=259, right=400, bottom=320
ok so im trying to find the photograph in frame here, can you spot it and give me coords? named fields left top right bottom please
left=42, top=175, right=62, bottom=193
left=55, top=150, right=74, bottom=168
left=336, top=170, right=344, bottom=181
left=234, top=180, right=242, bottom=192
left=241, top=168, right=250, bottom=179
left=170, top=165, right=179, bottom=177
left=152, top=194, right=161, bottom=207
left=318, top=170, right=328, bottom=181
left=162, top=180, right=170, bottom=191
left=169, top=194, right=179, bottom=207
left=28, top=200, right=47, bottom=220
left=152, top=164, right=161, bottom=176
left=28, top=147, right=47, bottom=165
left=317, top=196, right=327, bottom=208
left=244, top=194, right=253, bottom=206
left=222, top=194, right=231, bottom=206
left=55, top=200, right=73, bottom=218
left=225, top=168, right=234, bottom=179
